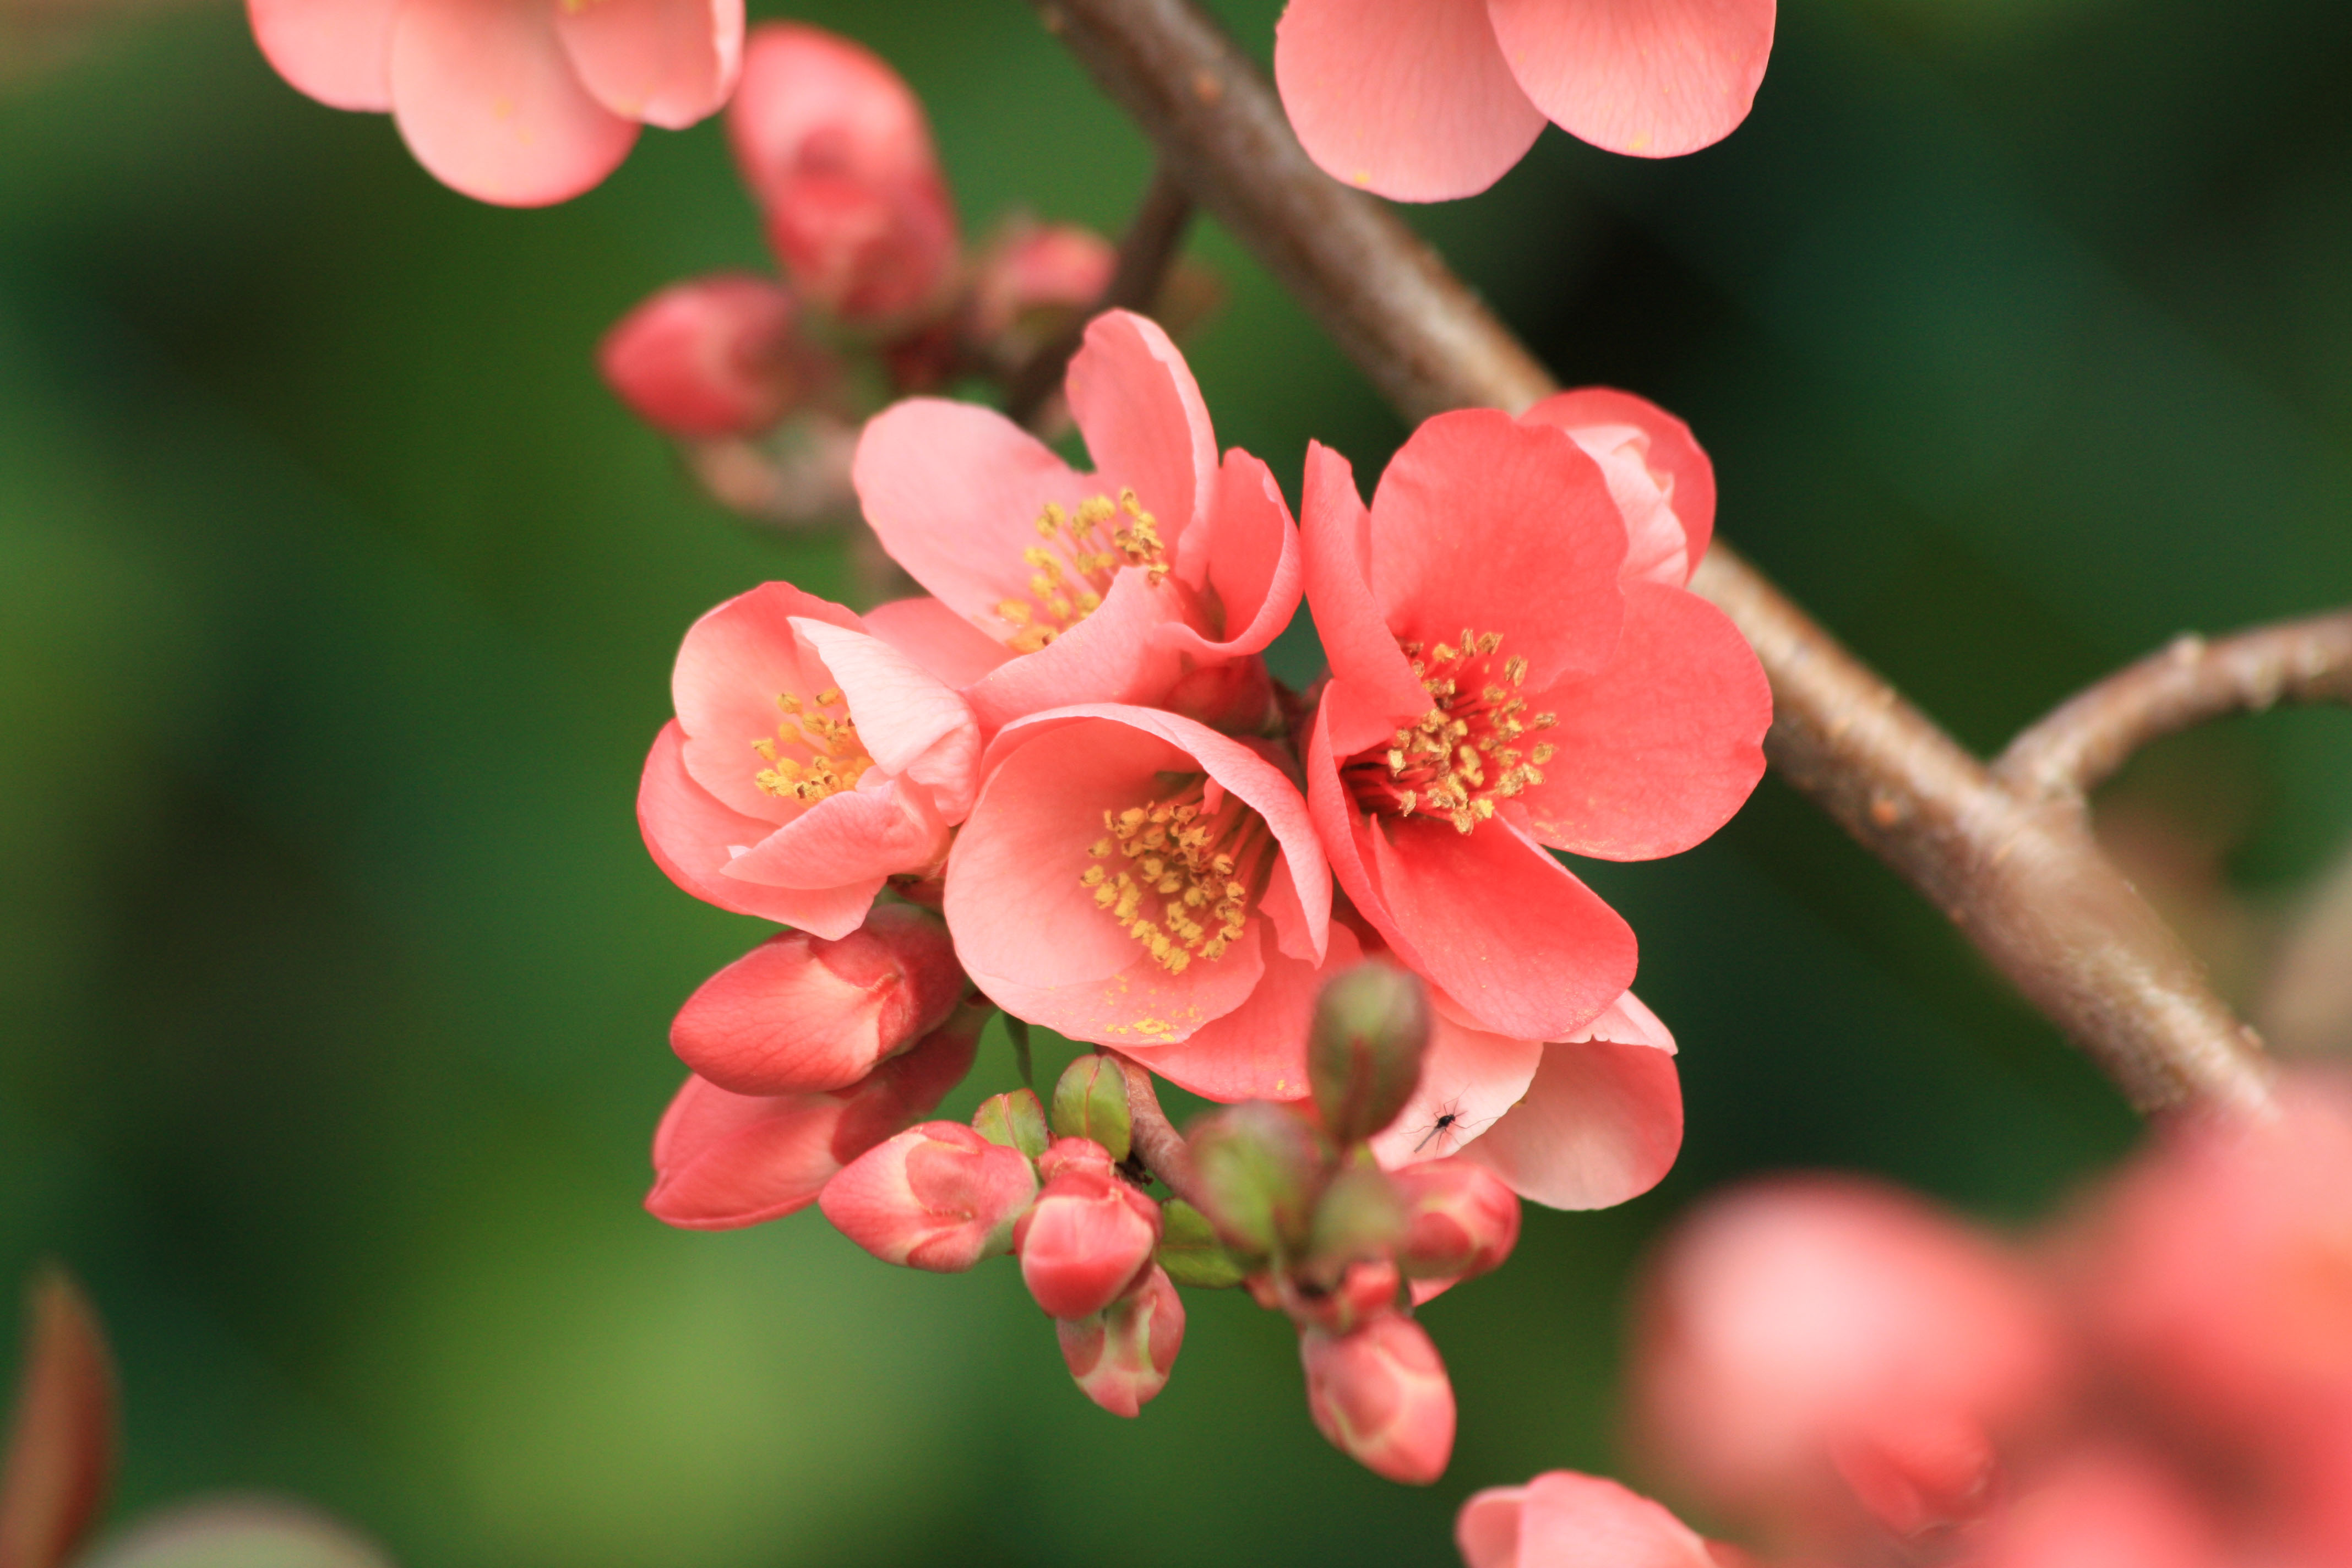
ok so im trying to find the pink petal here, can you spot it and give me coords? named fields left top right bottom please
left=1299, top=440, right=1431, bottom=751
left=1128, top=925, right=1363, bottom=1102
left=1516, top=1472, right=1723, bottom=1566
left=862, top=596, right=1013, bottom=687
left=644, top=1072, right=852, bottom=1228
left=1572, top=988, right=1677, bottom=1054
left=637, top=721, right=882, bottom=935
left=1367, top=409, right=1626, bottom=692
left=1522, top=388, right=1716, bottom=581
left=789, top=618, right=980, bottom=821
left=672, top=581, right=864, bottom=821
left=388, top=0, right=640, bottom=206
left=1158, top=448, right=1303, bottom=661
left=721, top=774, right=948, bottom=890
left=1466, top=1036, right=1682, bottom=1208
left=555, top=0, right=743, bottom=131
left=961, top=567, right=1185, bottom=736
left=1305, top=701, right=1435, bottom=982
left=1065, top=311, right=1218, bottom=557
left=1487, top=0, right=1775, bottom=160
left=248, top=0, right=396, bottom=111
left=1517, top=581, right=1768, bottom=861
left=1274, top=0, right=1545, bottom=203
left=1369, top=1008, right=1544, bottom=1168
left=1455, top=1485, right=1529, bottom=1568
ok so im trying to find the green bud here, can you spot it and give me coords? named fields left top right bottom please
left=1187, top=1101, right=1327, bottom=1259
left=1306, top=1162, right=1405, bottom=1276
left=1156, top=1200, right=1246, bottom=1289
left=1308, top=963, right=1431, bottom=1146
left=972, top=1088, right=1049, bottom=1159
left=1050, top=1053, right=1132, bottom=1161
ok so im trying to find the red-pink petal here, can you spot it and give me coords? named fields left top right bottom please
left=1274, top=0, right=1545, bottom=203
left=960, top=567, right=1185, bottom=736
left=1466, top=1036, right=1681, bottom=1208
left=720, top=775, right=948, bottom=890
left=644, top=1072, right=851, bottom=1228
left=1065, top=311, right=1218, bottom=556
left=1299, top=440, right=1430, bottom=750
left=672, top=581, right=863, bottom=821
left=1509, top=1472, right=1723, bottom=1567
left=789, top=618, right=980, bottom=821
left=388, top=0, right=639, bottom=206
left=1157, top=448, right=1303, bottom=662
left=1127, top=925, right=1363, bottom=1102
left=1517, top=581, right=1768, bottom=861
left=1522, top=388, right=1716, bottom=581
left=862, top=596, right=1014, bottom=687
left=248, top=0, right=397, bottom=111
left=1486, top=0, right=1775, bottom=160
left=554, top=0, right=742, bottom=131
left=1368, top=1010, right=1543, bottom=1168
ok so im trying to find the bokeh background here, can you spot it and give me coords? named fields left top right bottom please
left=4, top=0, right=2351, bottom=1562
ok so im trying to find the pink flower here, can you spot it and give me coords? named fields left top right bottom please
left=1948, top=1451, right=2230, bottom=1568
left=1015, top=1148, right=1164, bottom=1318
left=726, top=23, right=959, bottom=325
left=644, top=1004, right=981, bottom=1231
left=1457, top=1472, right=1734, bottom=1568
left=854, top=310, right=1302, bottom=733
left=943, top=704, right=1331, bottom=1061
left=637, top=581, right=981, bottom=940
left=597, top=273, right=825, bottom=438
left=1299, top=1311, right=1456, bottom=1484
left=819, top=1119, right=1041, bottom=1271
left=247, top=0, right=743, bottom=206
left=1301, top=406, right=1769, bottom=1040
left=1273, top=0, right=1775, bottom=202
left=667, top=905, right=967, bottom=1095
left=1058, top=1263, right=1186, bottom=1418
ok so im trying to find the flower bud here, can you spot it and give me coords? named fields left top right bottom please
left=598, top=274, right=819, bottom=438
left=1188, top=1102, right=1327, bottom=1260
left=972, top=1088, right=1049, bottom=1160
left=1391, top=1157, right=1520, bottom=1283
left=1014, top=1162, right=1163, bottom=1319
left=1309, top=963, right=1431, bottom=1147
left=1057, top=1264, right=1186, bottom=1418
left=1282, top=1257, right=1402, bottom=1336
left=1300, top=1313, right=1456, bottom=1484
left=967, top=219, right=1115, bottom=348
left=669, top=905, right=967, bottom=1095
left=1306, top=1162, right=1406, bottom=1275
left=819, top=1119, right=1037, bottom=1270
left=1050, top=1054, right=1133, bottom=1161
left=1037, top=1136, right=1116, bottom=1181
left=1156, top=1200, right=1246, bottom=1289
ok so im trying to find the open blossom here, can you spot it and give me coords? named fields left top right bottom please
left=638, top=581, right=980, bottom=940
left=247, top=0, right=743, bottom=206
left=854, top=309, right=1302, bottom=733
left=1302, top=403, right=1769, bottom=1041
left=1274, top=0, right=1775, bottom=202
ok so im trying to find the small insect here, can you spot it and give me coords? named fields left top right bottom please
left=1408, top=1097, right=1488, bottom=1154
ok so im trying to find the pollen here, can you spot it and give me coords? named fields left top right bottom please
left=1080, top=772, right=1277, bottom=973
left=995, top=488, right=1171, bottom=653
left=749, top=685, right=874, bottom=805
left=1339, top=628, right=1559, bottom=833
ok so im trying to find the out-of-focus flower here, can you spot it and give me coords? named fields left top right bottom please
left=820, top=1117, right=1040, bottom=1270
left=598, top=274, right=830, bottom=439
left=1057, top=1263, right=1186, bottom=1418
left=246, top=0, right=743, bottom=205
left=1300, top=1311, right=1456, bottom=1484
left=1015, top=1145, right=1163, bottom=1318
left=1273, top=0, right=1774, bottom=202
left=966, top=220, right=1119, bottom=357
left=1457, top=1472, right=1734, bottom=1568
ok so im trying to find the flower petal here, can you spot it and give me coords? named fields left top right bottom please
left=862, top=595, right=1014, bottom=687
left=1368, top=1008, right=1544, bottom=1168
left=672, top=581, right=864, bottom=821
left=1300, top=440, right=1429, bottom=749
left=644, top=1072, right=852, bottom=1228
left=1158, top=448, right=1304, bottom=661
left=721, top=774, right=948, bottom=890
left=1126, top=925, right=1363, bottom=1102
left=1522, top=388, right=1716, bottom=582
left=1466, top=1034, right=1683, bottom=1208
left=960, top=566, right=1185, bottom=736
left=1515, top=1473, right=1722, bottom=1566
left=1065, top=311, right=1218, bottom=558
left=554, top=0, right=743, bottom=130
left=1486, top=0, right=1775, bottom=160
left=790, top=617, right=981, bottom=821
left=248, top=0, right=397, bottom=111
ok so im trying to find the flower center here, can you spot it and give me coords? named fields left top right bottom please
left=749, top=687, right=874, bottom=804
left=996, top=488, right=1170, bottom=653
left=1341, top=629, right=1557, bottom=834
left=1080, top=772, right=1275, bottom=973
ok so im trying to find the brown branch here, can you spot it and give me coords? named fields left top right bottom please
left=1117, top=1053, right=1204, bottom=1204
left=1033, top=0, right=2280, bottom=1118
left=1004, top=162, right=1200, bottom=428
left=1997, top=612, right=2352, bottom=803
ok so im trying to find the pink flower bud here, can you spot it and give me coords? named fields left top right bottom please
left=1391, top=1157, right=1521, bottom=1283
left=1014, top=1162, right=1163, bottom=1319
left=819, top=1119, right=1038, bottom=1271
left=1281, top=1256, right=1402, bottom=1336
left=1300, top=1313, right=1456, bottom=1484
left=1036, top=1136, right=1117, bottom=1182
left=726, top=23, right=957, bottom=324
left=1057, top=1264, right=1186, bottom=1418
left=598, top=273, right=819, bottom=437
left=968, top=220, right=1116, bottom=344
left=669, top=905, right=967, bottom=1095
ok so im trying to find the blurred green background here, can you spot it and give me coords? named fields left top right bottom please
left=3, top=0, right=2350, bottom=1562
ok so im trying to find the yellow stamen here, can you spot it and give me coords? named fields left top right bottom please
left=999, top=488, right=1173, bottom=652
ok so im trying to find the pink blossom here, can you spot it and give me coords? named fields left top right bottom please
left=598, top=273, right=823, bottom=438
left=667, top=905, right=967, bottom=1095
left=644, top=1005, right=981, bottom=1231
left=943, top=704, right=1330, bottom=1060
left=1058, top=1263, right=1186, bottom=1418
left=1015, top=1157, right=1163, bottom=1319
left=1299, top=1311, right=1456, bottom=1484
left=819, top=1118, right=1040, bottom=1271
left=1273, top=0, right=1775, bottom=202
left=1457, top=1472, right=1733, bottom=1568
left=247, top=0, right=743, bottom=206
left=1947, top=1450, right=2230, bottom=1568
left=1301, top=407, right=1770, bottom=1040
left=854, top=310, right=1302, bottom=733
left=637, top=581, right=981, bottom=940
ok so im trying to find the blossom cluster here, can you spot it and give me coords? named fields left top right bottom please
left=634, top=296, right=1770, bottom=1476
left=1467, top=1071, right=2352, bottom=1566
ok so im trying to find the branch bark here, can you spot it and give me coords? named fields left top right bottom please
left=1032, top=0, right=2282, bottom=1117
left=1118, top=1053, right=1204, bottom=1204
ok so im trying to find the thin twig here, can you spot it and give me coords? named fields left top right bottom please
left=1033, top=0, right=2279, bottom=1117
left=1004, top=163, right=1200, bottom=428
left=1117, top=1053, right=1204, bottom=1205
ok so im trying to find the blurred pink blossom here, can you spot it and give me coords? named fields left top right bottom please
left=597, top=274, right=826, bottom=438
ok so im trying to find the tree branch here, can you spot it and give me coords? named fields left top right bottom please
left=1117, top=1053, right=1204, bottom=1204
left=1032, top=0, right=2280, bottom=1118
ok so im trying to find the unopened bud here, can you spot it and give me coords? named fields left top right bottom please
left=972, top=1088, right=1049, bottom=1159
left=1037, top=1136, right=1116, bottom=1181
left=1057, top=1264, right=1186, bottom=1418
left=1306, top=1162, right=1406, bottom=1277
left=1014, top=1162, right=1162, bottom=1319
left=1051, top=1054, right=1133, bottom=1160
left=1309, top=963, right=1431, bottom=1146
left=1391, top=1157, right=1520, bottom=1283
left=819, top=1120, right=1037, bottom=1270
left=1188, top=1102, right=1328, bottom=1260
left=598, top=273, right=819, bottom=438
left=1157, top=1200, right=1246, bottom=1289
left=1300, top=1314, right=1456, bottom=1485
left=967, top=219, right=1116, bottom=349
left=1282, top=1256, right=1402, bottom=1336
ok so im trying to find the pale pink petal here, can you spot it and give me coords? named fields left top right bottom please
left=1299, top=440, right=1432, bottom=752
left=862, top=596, right=1013, bottom=687
left=1516, top=1473, right=1722, bottom=1566
left=721, top=774, right=948, bottom=890
left=1369, top=1009, right=1543, bottom=1168
left=1157, top=448, right=1303, bottom=661
left=1466, top=1036, right=1682, bottom=1208
left=789, top=618, right=981, bottom=821
left=1487, top=0, right=1775, bottom=159
left=1455, top=1485, right=1529, bottom=1568
left=645, top=1072, right=848, bottom=1228
left=672, top=581, right=864, bottom=820
left=1522, top=388, right=1716, bottom=582
left=1275, top=0, right=1545, bottom=203
left=1128, top=926, right=1363, bottom=1102
left=388, top=0, right=639, bottom=207
left=248, top=0, right=396, bottom=111
left=1065, top=311, right=1218, bottom=557
left=1571, top=989, right=1676, bottom=1054
left=960, top=567, right=1185, bottom=736
left=555, top=0, right=743, bottom=131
